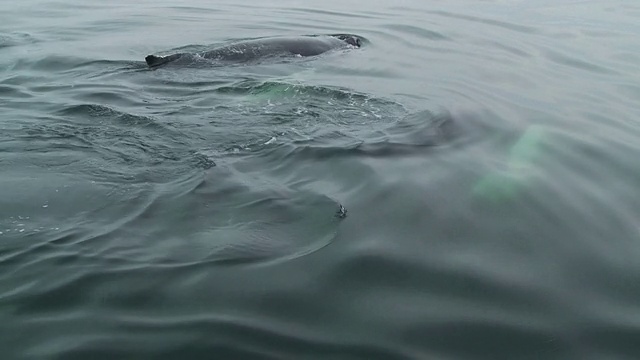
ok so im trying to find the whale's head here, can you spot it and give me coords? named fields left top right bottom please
left=332, top=34, right=362, bottom=48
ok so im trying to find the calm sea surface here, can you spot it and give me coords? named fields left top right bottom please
left=2, top=0, right=640, bottom=359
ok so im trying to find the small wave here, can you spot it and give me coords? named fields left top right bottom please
left=11, top=55, right=99, bottom=72
left=8, top=53, right=142, bottom=75
left=0, top=32, right=39, bottom=49
left=542, top=47, right=618, bottom=75
left=56, top=104, right=175, bottom=134
left=0, top=84, right=34, bottom=99
left=19, top=310, right=416, bottom=359
left=428, top=10, right=538, bottom=34
left=382, top=24, right=450, bottom=41
left=10, top=104, right=212, bottom=181
left=214, top=80, right=385, bottom=103
left=248, top=110, right=459, bottom=161
left=63, top=167, right=346, bottom=267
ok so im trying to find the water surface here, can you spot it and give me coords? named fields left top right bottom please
left=2, top=0, right=640, bottom=359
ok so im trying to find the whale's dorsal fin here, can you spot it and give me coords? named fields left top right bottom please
left=145, top=55, right=164, bottom=67
left=145, top=54, right=182, bottom=68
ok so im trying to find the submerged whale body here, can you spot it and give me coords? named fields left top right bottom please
left=145, top=34, right=362, bottom=68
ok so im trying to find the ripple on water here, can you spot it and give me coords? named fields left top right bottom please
left=77, top=165, right=346, bottom=266
left=3, top=2, right=640, bottom=359
left=0, top=32, right=39, bottom=49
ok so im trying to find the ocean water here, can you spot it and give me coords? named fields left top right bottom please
left=2, top=0, right=640, bottom=359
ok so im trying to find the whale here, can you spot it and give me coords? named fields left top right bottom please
left=145, top=34, right=362, bottom=68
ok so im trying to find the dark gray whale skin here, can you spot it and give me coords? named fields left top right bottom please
left=145, top=34, right=362, bottom=67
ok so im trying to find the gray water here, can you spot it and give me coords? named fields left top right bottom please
left=2, top=0, right=640, bottom=359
